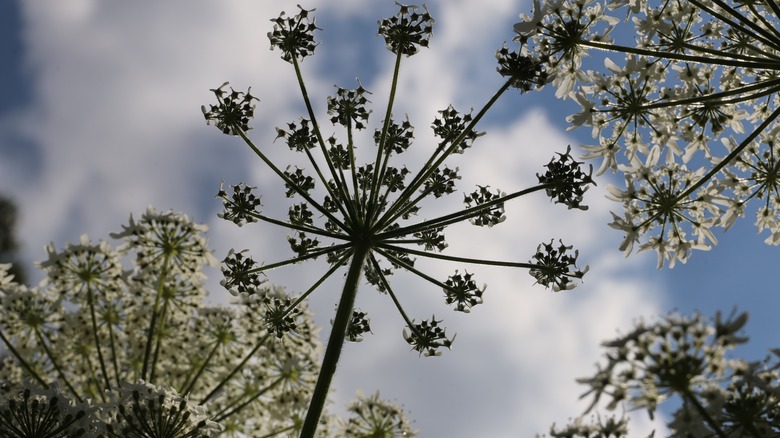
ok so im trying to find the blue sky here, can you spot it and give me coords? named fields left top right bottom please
left=0, top=1, right=777, bottom=436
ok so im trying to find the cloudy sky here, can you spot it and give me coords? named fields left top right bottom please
left=1, top=1, right=777, bottom=436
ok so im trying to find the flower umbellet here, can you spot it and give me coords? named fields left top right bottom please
left=203, top=4, right=593, bottom=436
left=517, top=0, right=780, bottom=267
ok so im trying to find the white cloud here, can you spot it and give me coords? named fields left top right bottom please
left=2, top=0, right=671, bottom=436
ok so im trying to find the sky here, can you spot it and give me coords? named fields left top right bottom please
left=0, top=1, right=777, bottom=437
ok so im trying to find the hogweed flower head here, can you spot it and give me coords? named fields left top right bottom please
left=205, top=4, right=593, bottom=435
left=517, top=0, right=780, bottom=266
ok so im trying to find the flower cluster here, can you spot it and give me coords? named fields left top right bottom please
left=204, top=4, right=594, bottom=435
left=0, top=212, right=409, bottom=437
left=201, top=83, right=258, bottom=136
left=517, top=0, right=780, bottom=266
left=377, top=4, right=434, bottom=56
left=267, top=5, right=319, bottom=63
left=537, top=146, right=594, bottom=211
left=529, top=240, right=588, bottom=291
left=543, top=311, right=780, bottom=437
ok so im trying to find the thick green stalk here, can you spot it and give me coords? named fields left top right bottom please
left=300, top=245, right=369, bottom=438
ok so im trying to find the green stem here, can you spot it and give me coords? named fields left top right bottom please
left=220, top=198, right=348, bottom=240
left=699, top=0, right=780, bottom=49
left=379, top=243, right=538, bottom=269
left=199, top=255, right=350, bottom=405
left=681, top=389, right=728, bottom=438
left=199, top=334, right=270, bottom=405
left=182, top=341, right=220, bottom=396
left=346, top=122, right=361, bottom=220
left=680, top=37, right=780, bottom=62
left=213, top=376, right=285, bottom=423
left=106, top=309, right=122, bottom=388
left=676, top=105, right=780, bottom=202
left=761, top=0, right=780, bottom=37
left=279, top=252, right=352, bottom=316
left=369, top=255, right=418, bottom=335
left=257, top=425, right=297, bottom=438
left=379, top=182, right=552, bottom=239
left=141, top=254, right=169, bottom=381
left=299, top=244, right=370, bottom=438
left=0, top=328, right=48, bottom=388
left=34, top=328, right=84, bottom=403
left=245, top=243, right=352, bottom=275
left=376, top=247, right=453, bottom=292
left=87, top=286, right=112, bottom=391
left=367, top=51, right=404, bottom=222
left=291, top=57, right=359, bottom=225
left=621, top=78, right=780, bottom=113
left=235, top=128, right=350, bottom=232
left=148, top=295, right=171, bottom=384
left=580, top=39, right=780, bottom=70
left=375, top=78, right=514, bottom=230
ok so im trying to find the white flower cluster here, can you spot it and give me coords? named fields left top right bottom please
left=517, top=0, right=780, bottom=267
left=0, top=208, right=415, bottom=436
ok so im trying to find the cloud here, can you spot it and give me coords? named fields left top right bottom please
left=1, top=1, right=670, bottom=436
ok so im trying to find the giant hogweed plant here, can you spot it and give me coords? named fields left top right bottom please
left=0, top=213, right=415, bottom=437
left=516, top=0, right=780, bottom=268
left=202, top=3, right=593, bottom=437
